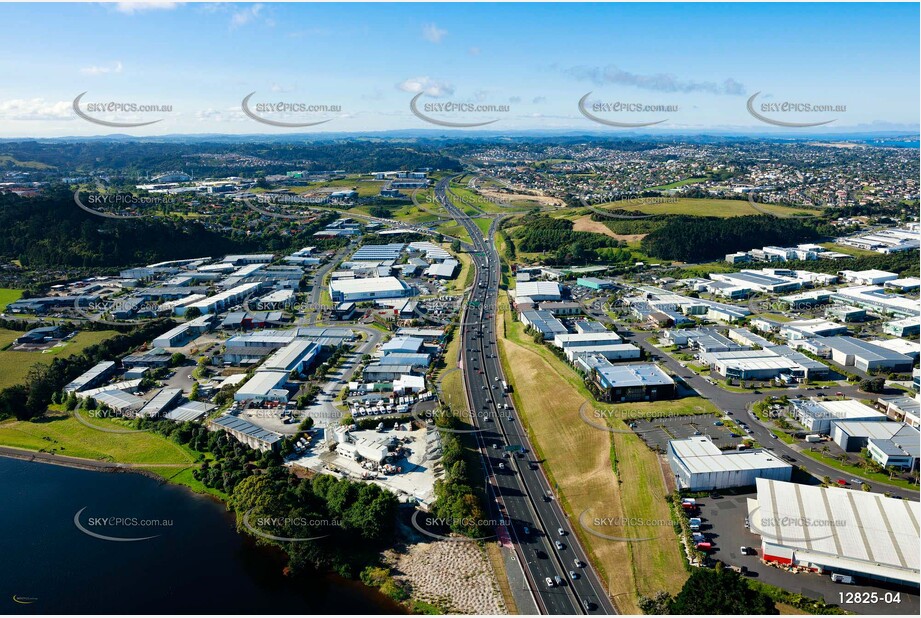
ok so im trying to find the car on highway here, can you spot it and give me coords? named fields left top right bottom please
left=555, top=541, right=564, bottom=550
left=573, top=558, right=583, bottom=568
left=569, top=570, right=579, bottom=580
left=545, top=577, right=554, bottom=588
left=553, top=575, right=564, bottom=587
left=558, top=527, right=566, bottom=536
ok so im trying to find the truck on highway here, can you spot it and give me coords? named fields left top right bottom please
left=502, top=380, right=510, bottom=393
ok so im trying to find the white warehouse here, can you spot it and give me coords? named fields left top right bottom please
left=329, top=276, right=411, bottom=302
left=667, top=436, right=792, bottom=491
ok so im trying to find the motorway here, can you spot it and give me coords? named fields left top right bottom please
left=435, top=178, right=617, bottom=615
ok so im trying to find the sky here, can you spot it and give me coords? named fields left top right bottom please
left=0, top=1, right=918, bottom=137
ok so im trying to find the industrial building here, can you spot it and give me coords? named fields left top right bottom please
left=566, top=344, right=640, bottom=363
left=15, top=325, right=66, bottom=345
left=93, top=389, right=145, bottom=416
left=576, top=277, right=615, bottom=290
left=553, top=331, right=622, bottom=349
left=520, top=310, right=568, bottom=338
left=831, top=421, right=920, bottom=470
left=381, top=336, right=424, bottom=355
left=700, top=346, right=830, bottom=382
left=839, top=269, right=900, bottom=285
left=667, top=436, right=792, bottom=491
left=879, top=395, right=921, bottom=429
left=585, top=359, right=676, bottom=402
left=64, top=361, right=117, bottom=393
left=832, top=286, right=920, bottom=319
left=791, top=399, right=887, bottom=433
left=779, top=319, right=849, bottom=340
left=814, top=336, right=914, bottom=373
left=328, top=276, right=411, bottom=302
left=165, top=400, right=215, bottom=423
left=884, top=315, right=921, bottom=338
left=749, top=478, right=919, bottom=586
left=233, top=371, right=291, bottom=403
left=210, top=415, right=282, bottom=452
left=513, top=281, right=562, bottom=303
left=260, top=340, right=320, bottom=375
left=137, top=388, right=182, bottom=418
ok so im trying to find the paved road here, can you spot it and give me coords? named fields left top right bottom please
left=436, top=178, right=616, bottom=615
left=613, top=327, right=919, bottom=500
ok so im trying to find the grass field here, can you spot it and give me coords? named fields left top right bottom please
left=436, top=221, right=472, bottom=244
left=0, top=407, right=198, bottom=465
left=819, top=242, right=880, bottom=258
left=496, top=301, right=686, bottom=612
left=472, top=217, right=492, bottom=237
left=0, top=329, right=120, bottom=389
left=0, top=288, right=23, bottom=311
left=590, top=198, right=818, bottom=218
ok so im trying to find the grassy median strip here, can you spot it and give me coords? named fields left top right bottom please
left=495, top=300, right=687, bottom=612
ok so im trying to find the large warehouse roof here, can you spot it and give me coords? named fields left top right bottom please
left=670, top=436, right=791, bottom=475
left=328, top=276, right=409, bottom=296
left=515, top=281, right=562, bottom=300
left=750, top=478, right=920, bottom=584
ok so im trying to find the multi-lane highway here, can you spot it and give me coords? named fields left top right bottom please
left=435, top=178, right=616, bottom=615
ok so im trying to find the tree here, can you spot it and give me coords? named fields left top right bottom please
left=170, top=352, right=187, bottom=367
left=451, top=239, right=461, bottom=253
left=184, top=307, right=202, bottom=319
left=668, top=567, right=777, bottom=614
left=859, top=377, right=885, bottom=393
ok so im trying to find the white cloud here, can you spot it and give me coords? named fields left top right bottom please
left=421, top=23, right=447, bottom=43
left=566, top=64, right=746, bottom=96
left=80, top=61, right=124, bottom=76
left=468, top=47, right=481, bottom=56
left=397, top=76, right=454, bottom=98
left=230, top=3, right=265, bottom=29
left=0, top=98, right=72, bottom=120
left=115, top=2, right=181, bottom=14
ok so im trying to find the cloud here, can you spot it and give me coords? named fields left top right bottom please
left=468, top=47, right=481, bottom=56
left=115, top=2, right=181, bottom=14
left=230, top=3, right=266, bottom=28
left=566, top=65, right=746, bottom=96
left=532, top=96, right=547, bottom=104
left=397, top=76, right=454, bottom=97
left=80, top=61, right=123, bottom=76
left=0, top=98, right=72, bottom=120
left=508, top=96, right=521, bottom=104
left=421, top=23, right=447, bottom=43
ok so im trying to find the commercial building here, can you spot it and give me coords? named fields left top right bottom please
left=839, top=269, right=900, bottom=285
left=93, top=389, right=145, bottom=416
left=586, top=359, right=676, bottom=402
left=831, top=421, right=920, bottom=470
left=701, top=346, right=830, bottom=382
left=424, top=260, right=458, bottom=279
left=137, top=388, right=182, bottom=418
left=261, top=340, right=320, bottom=375
left=175, top=281, right=264, bottom=316
left=667, top=436, right=792, bottom=491
left=513, top=281, right=562, bottom=303
left=878, top=395, right=921, bottom=429
left=539, top=301, right=582, bottom=316
left=884, top=277, right=921, bottom=292
left=64, top=361, right=117, bottom=393
left=553, top=332, right=622, bottom=349
left=379, top=353, right=431, bottom=367
left=709, top=270, right=804, bottom=294
left=211, top=415, right=282, bottom=452
left=565, top=343, right=640, bottom=363
left=832, top=286, right=919, bottom=319
left=233, top=371, right=291, bottom=403
left=328, top=276, right=411, bottom=302
left=165, top=400, right=215, bottom=423
left=814, top=336, right=914, bottom=373
left=520, top=310, right=568, bottom=338
left=381, top=336, right=424, bottom=355
left=749, top=478, right=919, bottom=586
left=779, top=319, right=848, bottom=340
left=884, top=315, right=921, bottom=338
left=15, top=325, right=66, bottom=344
left=576, top=277, right=615, bottom=290
left=791, top=399, right=887, bottom=434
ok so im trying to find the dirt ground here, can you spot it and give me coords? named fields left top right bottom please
left=572, top=215, right=647, bottom=242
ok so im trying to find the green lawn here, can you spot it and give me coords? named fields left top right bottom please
left=591, top=197, right=818, bottom=218
left=0, top=407, right=198, bottom=465
left=0, top=329, right=120, bottom=389
left=819, top=242, right=880, bottom=258
left=0, top=288, right=23, bottom=311
left=801, top=448, right=919, bottom=491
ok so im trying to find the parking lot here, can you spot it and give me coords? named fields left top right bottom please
left=693, top=490, right=920, bottom=615
left=631, top=413, right=741, bottom=453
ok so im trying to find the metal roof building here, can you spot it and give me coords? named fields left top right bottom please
left=138, top=388, right=183, bottom=418
left=328, top=276, right=411, bottom=302
left=667, top=436, right=792, bottom=490
left=165, top=400, right=215, bottom=423
left=261, top=340, right=320, bottom=374
left=65, top=361, right=117, bottom=393
left=211, top=415, right=282, bottom=452
left=749, top=478, right=920, bottom=585
left=520, top=310, right=568, bottom=337
left=792, top=399, right=887, bottom=434
left=233, top=371, right=290, bottom=403
left=514, top=281, right=562, bottom=302
left=94, top=389, right=145, bottom=415
left=814, top=336, right=914, bottom=373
